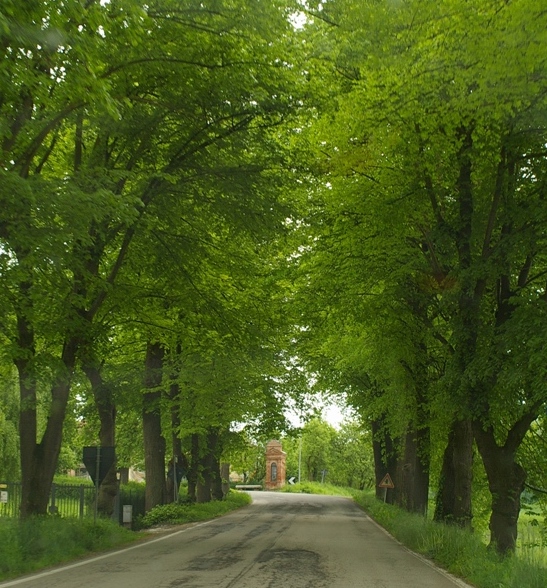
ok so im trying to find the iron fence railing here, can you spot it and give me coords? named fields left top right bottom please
left=0, top=481, right=146, bottom=525
left=0, top=481, right=96, bottom=518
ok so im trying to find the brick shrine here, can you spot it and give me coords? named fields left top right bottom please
left=265, top=440, right=286, bottom=490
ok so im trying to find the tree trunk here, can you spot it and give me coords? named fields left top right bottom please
left=211, top=452, right=224, bottom=501
left=434, top=419, right=474, bottom=527
left=187, top=433, right=199, bottom=502
left=209, top=429, right=224, bottom=501
left=83, top=362, right=118, bottom=516
left=119, top=467, right=129, bottom=485
left=196, top=431, right=217, bottom=504
left=18, top=327, right=78, bottom=517
left=165, top=378, right=188, bottom=504
left=221, top=463, right=230, bottom=498
left=142, top=342, right=166, bottom=513
left=371, top=416, right=398, bottom=504
left=473, top=420, right=530, bottom=554
left=395, top=427, right=430, bottom=515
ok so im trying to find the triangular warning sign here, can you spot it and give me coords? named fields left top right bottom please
left=378, top=473, right=395, bottom=488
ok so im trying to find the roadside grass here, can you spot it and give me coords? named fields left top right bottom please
left=136, top=490, right=251, bottom=529
left=0, top=490, right=250, bottom=582
left=280, top=481, right=355, bottom=497
left=353, top=491, right=547, bottom=588
left=0, top=516, right=140, bottom=582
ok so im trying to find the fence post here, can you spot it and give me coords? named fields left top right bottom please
left=50, top=483, right=58, bottom=514
left=79, top=485, right=85, bottom=518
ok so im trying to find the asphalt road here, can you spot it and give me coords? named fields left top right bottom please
left=1, top=492, right=472, bottom=588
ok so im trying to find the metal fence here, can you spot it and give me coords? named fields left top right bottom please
left=0, top=481, right=96, bottom=518
left=0, top=482, right=146, bottom=524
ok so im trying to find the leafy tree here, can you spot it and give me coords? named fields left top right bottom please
left=329, top=420, right=374, bottom=490
left=300, top=0, right=547, bottom=553
left=1, top=0, right=306, bottom=516
left=0, top=368, right=19, bottom=481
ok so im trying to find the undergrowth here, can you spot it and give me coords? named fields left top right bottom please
left=137, top=490, right=251, bottom=529
left=0, top=491, right=250, bottom=582
left=0, top=516, right=139, bottom=582
left=280, top=481, right=355, bottom=497
left=354, top=491, right=547, bottom=588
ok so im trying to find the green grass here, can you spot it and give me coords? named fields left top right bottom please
left=353, top=491, right=547, bottom=588
left=138, top=490, right=251, bottom=528
left=0, top=490, right=251, bottom=582
left=280, top=481, right=356, bottom=497
left=0, top=516, right=140, bottom=582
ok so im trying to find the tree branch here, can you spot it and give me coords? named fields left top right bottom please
left=481, top=145, right=505, bottom=260
left=505, top=402, right=543, bottom=454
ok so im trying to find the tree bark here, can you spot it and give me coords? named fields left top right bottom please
left=209, top=429, right=224, bottom=501
left=473, top=413, right=537, bottom=554
left=83, top=362, right=118, bottom=516
left=434, top=419, right=474, bottom=527
left=187, top=433, right=200, bottom=503
left=196, top=431, right=215, bottom=504
left=165, top=376, right=188, bottom=504
left=18, top=328, right=78, bottom=517
left=142, top=342, right=166, bottom=512
left=395, top=426, right=430, bottom=515
left=221, top=463, right=230, bottom=498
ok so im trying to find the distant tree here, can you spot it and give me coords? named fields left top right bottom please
left=329, top=421, right=374, bottom=490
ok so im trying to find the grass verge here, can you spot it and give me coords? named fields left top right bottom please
left=0, top=490, right=251, bottom=582
left=353, top=491, right=547, bottom=588
left=280, top=481, right=355, bottom=497
left=0, top=516, right=140, bottom=582
left=138, top=490, right=251, bottom=528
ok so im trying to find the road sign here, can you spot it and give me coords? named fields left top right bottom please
left=378, top=473, right=395, bottom=489
left=123, top=505, right=133, bottom=524
left=83, top=446, right=115, bottom=486
left=0, top=491, right=7, bottom=503
left=288, top=476, right=296, bottom=485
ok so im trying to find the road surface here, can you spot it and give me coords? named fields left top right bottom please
left=1, top=492, right=471, bottom=588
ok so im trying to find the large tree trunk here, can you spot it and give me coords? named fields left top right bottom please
left=473, top=414, right=537, bottom=555
left=209, top=429, right=224, bottom=501
left=143, top=342, right=166, bottom=512
left=165, top=376, right=188, bottom=504
left=83, top=362, right=118, bottom=516
left=395, top=426, right=430, bottom=515
left=18, top=319, right=78, bottom=517
left=196, top=431, right=216, bottom=504
left=434, top=419, right=474, bottom=527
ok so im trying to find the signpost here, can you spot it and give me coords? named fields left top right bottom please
left=378, top=473, right=395, bottom=503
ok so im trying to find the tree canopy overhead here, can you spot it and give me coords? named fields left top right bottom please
left=1, top=0, right=547, bottom=556
left=293, top=0, right=547, bottom=553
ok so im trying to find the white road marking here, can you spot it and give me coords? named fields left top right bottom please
left=0, top=519, right=215, bottom=587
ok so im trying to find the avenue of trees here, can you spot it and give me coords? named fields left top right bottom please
left=294, top=0, right=547, bottom=555
left=1, top=0, right=547, bottom=557
left=0, top=0, right=308, bottom=517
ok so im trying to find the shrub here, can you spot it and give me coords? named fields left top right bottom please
left=139, top=491, right=251, bottom=529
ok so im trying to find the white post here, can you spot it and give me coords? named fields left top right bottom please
left=298, top=436, right=302, bottom=483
